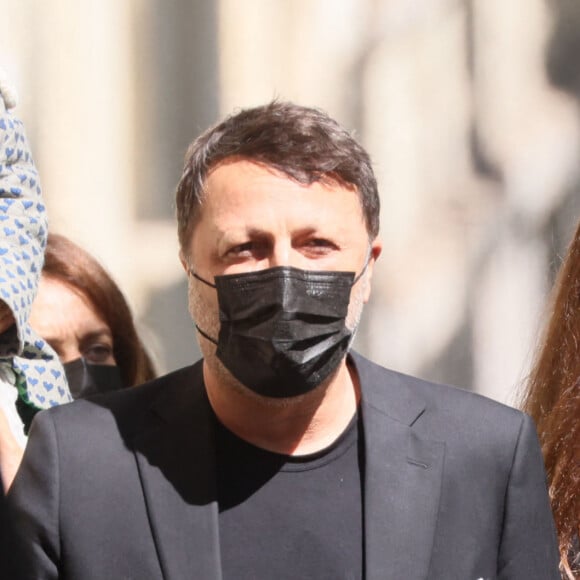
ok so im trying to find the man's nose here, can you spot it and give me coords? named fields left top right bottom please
left=268, top=244, right=290, bottom=269
left=267, top=243, right=306, bottom=270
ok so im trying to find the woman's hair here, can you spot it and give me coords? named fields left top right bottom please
left=42, top=233, right=157, bottom=387
left=521, top=218, right=580, bottom=579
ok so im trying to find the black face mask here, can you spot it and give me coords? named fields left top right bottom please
left=63, top=358, right=125, bottom=399
left=192, top=263, right=367, bottom=399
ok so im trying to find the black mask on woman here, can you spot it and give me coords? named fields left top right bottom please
left=63, top=358, right=124, bottom=399
left=191, top=263, right=367, bottom=399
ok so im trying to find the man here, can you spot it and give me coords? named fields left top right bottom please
left=9, top=101, right=559, bottom=579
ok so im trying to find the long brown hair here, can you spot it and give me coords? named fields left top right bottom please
left=521, top=218, right=580, bottom=579
left=42, top=233, right=157, bottom=387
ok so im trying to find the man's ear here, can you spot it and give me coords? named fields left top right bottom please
left=179, top=250, right=189, bottom=273
left=363, top=238, right=382, bottom=303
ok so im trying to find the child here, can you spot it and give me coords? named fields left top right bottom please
left=0, top=70, right=71, bottom=490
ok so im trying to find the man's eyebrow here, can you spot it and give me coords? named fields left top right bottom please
left=216, top=227, right=271, bottom=242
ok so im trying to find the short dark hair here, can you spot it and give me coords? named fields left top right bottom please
left=42, top=233, right=157, bottom=387
left=175, top=101, right=380, bottom=254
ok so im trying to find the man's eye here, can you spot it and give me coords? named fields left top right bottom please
left=303, top=239, right=338, bottom=252
left=226, top=242, right=268, bottom=260
left=83, top=344, right=114, bottom=364
left=228, top=242, right=254, bottom=255
left=307, top=239, right=333, bottom=247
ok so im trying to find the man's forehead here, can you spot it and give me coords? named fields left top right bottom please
left=205, top=156, right=356, bottom=188
left=182, top=158, right=370, bottom=253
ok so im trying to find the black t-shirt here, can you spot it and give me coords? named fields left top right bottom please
left=215, top=412, right=364, bottom=580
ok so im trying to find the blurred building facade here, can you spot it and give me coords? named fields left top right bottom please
left=2, top=0, right=579, bottom=403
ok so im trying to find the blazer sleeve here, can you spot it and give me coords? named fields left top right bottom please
left=497, top=413, right=560, bottom=579
left=7, top=409, right=61, bottom=580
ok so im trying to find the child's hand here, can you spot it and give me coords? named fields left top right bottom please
left=0, top=68, right=18, bottom=112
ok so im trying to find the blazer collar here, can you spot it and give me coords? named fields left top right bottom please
left=353, top=352, right=445, bottom=580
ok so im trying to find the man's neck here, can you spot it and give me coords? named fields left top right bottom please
left=203, top=359, right=360, bottom=456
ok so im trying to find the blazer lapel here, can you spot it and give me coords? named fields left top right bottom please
left=353, top=354, right=445, bottom=580
left=133, top=363, right=223, bottom=580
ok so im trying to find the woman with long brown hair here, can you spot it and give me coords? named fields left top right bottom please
left=522, top=217, right=580, bottom=579
left=0, top=233, right=158, bottom=490
left=32, top=233, right=157, bottom=391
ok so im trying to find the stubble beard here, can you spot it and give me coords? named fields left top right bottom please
left=187, top=278, right=245, bottom=396
left=187, top=272, right=367, bottom=408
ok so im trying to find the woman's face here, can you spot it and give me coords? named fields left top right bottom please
left=29, top=276, right=116, bottom=365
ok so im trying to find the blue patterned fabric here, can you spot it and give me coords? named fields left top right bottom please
left=0, top=85, right=71, bottom=409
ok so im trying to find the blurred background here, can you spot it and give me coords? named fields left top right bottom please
left=1, top=0, right=579, bottom=404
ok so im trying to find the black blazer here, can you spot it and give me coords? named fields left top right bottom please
left=8, top=352, right=560, bottom=580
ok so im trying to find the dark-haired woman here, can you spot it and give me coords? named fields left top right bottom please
left=521, top=217, right=580, bottom=579
left=0, top=233, right=158, bottom=490
left=30, top=233, right=157, bottom=396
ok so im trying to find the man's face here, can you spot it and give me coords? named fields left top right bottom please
left=182, top=159, right=381, bottom=394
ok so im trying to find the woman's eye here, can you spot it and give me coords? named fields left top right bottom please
left=83, top=343, right=114, bottom=364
